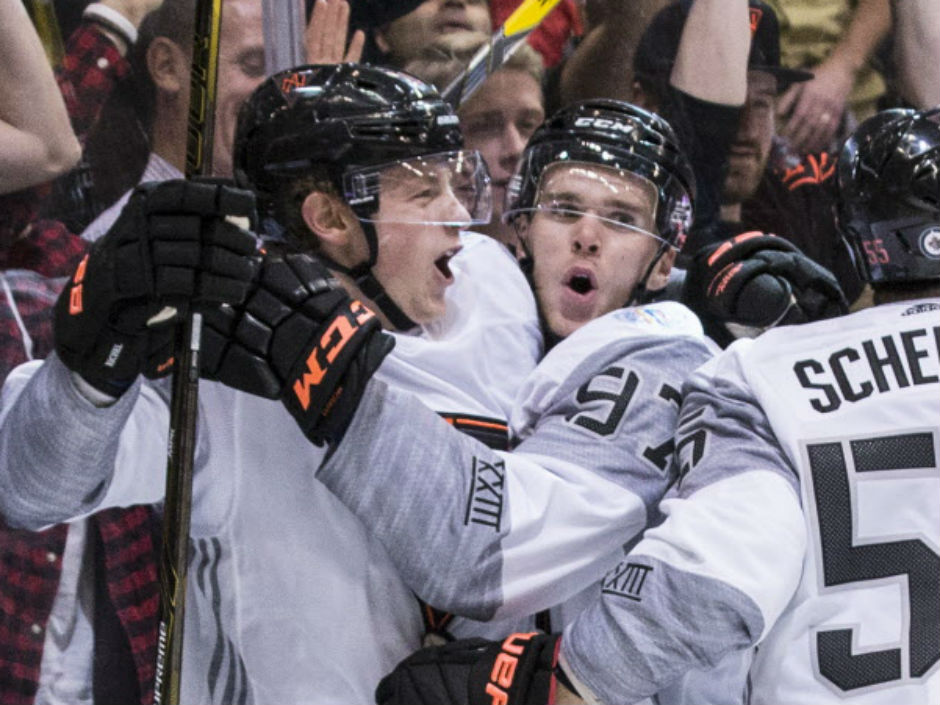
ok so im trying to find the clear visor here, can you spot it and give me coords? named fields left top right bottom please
left=343, top=150, right=492, bottom=227
left=505, top=161, right=673, bottom=249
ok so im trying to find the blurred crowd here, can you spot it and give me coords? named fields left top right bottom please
left=0, top=1, right=937, bottom=704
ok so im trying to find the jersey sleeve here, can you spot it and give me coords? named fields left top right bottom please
left=315, top=329, right=713, bottom=622
left=560, top=342, right=807, bottom=705
left=0, top=354, right=169, bottom=529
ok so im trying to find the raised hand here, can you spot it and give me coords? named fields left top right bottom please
left=305, top=0, right=365, bottom=64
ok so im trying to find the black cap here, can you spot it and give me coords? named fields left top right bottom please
left=634, top=0, right=813, bottom=94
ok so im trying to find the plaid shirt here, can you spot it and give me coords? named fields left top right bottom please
left=57, top=23, right=131, bottom=146
left=0, top=22, right=129, bottom=258
left=0, top=22, right=158, bottom=705
left=0, top=226, right=161, bottom=705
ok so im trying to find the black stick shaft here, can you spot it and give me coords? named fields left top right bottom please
left=154, top=2, right=223, bottom=703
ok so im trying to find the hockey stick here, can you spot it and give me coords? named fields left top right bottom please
left=153, top=2, right=223, bottom=704
left=441, top=0, right=563, bottom=107
left=23, top=0, right=65, bottom=67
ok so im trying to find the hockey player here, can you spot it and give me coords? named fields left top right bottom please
left=195, top=99, right=715, bottom=653
left=376, top=107, right=940, bottom=705
left=0, top=63, right=540, bottom=704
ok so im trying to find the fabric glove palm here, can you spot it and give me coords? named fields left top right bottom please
left=54, top=179, right=260, bottom=395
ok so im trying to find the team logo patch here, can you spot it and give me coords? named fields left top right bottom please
left=919, top=226, right=940, bottom=259
left=616, top=306, right=671, bottom=328
left=280, top=71, right=308, bottom=95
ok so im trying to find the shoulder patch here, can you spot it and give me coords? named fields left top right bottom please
left=612, top=303, right=703, bottom=336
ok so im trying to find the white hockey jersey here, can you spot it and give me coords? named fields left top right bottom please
left=562, top=299, right=940, bottom=705
left=0, top=232, right=541, bottom=705
left=316, top=302, right=714, bottom=631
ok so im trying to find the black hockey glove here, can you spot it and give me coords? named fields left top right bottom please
left=682, top=231, right=848, bottom=346
left=201, top=253, right=395, bottom=446
left=54, top=179, right=260, bottom=396
left=376, top=633, right=564, bottom=705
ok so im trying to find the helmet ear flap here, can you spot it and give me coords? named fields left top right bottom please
left=840, top=222, right=872, bottom=283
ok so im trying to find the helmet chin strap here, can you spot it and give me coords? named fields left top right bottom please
left=627, top=240, right=670, bottom=306
left=317, top=219, right=419, bottom=333
left=518, top=251, right=566, bottom=353
left=515, top=225, right=563, bottom=350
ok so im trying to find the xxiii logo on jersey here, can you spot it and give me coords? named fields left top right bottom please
left=464, top=457, right=506, bottom=531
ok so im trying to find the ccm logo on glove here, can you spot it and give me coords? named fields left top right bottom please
left=292, top=300, right=375, bottom=410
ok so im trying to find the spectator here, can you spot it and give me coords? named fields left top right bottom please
left=770, top=0, right=892, bottom=154
left=373, top=0, right=492, bottom=69
left=39, top=1, right=160, bottom=233
left=0, top=0, right=80, bottom=194
left=1, top=5, right=165, bottom=702
left=83, top=0, right=364, bottom=242
left=633, top=0, right=865, bottom=306
left=81, top=0, right=267, bottom=242
left=890, top=0, right=940, bottom=109
left=556, top=0, right=671, bottom=108
left=405, top=32, right=546, bottom=252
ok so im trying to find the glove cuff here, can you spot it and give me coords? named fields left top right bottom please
left=280, top=300, right=386, bottom=442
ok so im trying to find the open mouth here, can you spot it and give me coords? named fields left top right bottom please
left=565, top=268, right=597, bottom=296
left=435, top=246, right=463, bottom=280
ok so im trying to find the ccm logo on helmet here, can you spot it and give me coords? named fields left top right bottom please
left=486, top=632, right=539, bottom=705
left=293, top=301, right=375, bottom=411
left=573, top=117, right=635, bottom=135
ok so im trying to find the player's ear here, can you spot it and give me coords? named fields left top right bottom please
left=512, top=216, right=532, bottom=256
left=301, top=191, right=366, bottom=264
left=646, top=246, right=676, bottom=291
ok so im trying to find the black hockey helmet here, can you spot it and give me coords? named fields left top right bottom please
left=234, top=62, right=465, bottom=215
left=837, top=107, right=940, bottom=284
left=233, top=63, right=491, bottom=331
left=503, top=99, right=696, bottom=248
